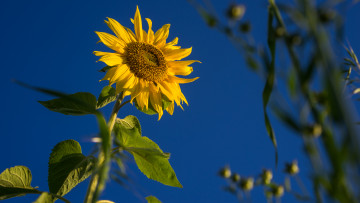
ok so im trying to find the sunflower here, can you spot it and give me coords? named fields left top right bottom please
left=94, top=6, right=199, bottom=120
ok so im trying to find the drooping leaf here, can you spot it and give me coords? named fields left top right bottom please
left=0, top=166, right=38, bottom=200
left=14, top=81, right=97, bottom=116
left=114, top=116, right=182, bottom=188
left=48, top=140, right=95, bottom=197
left=146, top=195, right=162, bottom=203
left=97, top=86, right=117, bottom=109
left=114, top=115, right=142, bottom=145
left=262, top=3, right=278, bottom=165
left=33, top=192, right=53, bottom=203
left=39, top=92, right=97, bottom=115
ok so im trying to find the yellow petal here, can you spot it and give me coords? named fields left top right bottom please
left=167, top=60, right=201, bottom=68
left=100, top=66, right=118, bottom=83
left=149, top=84, right=163, bottom=120
left=167, top=37, right=178, bottom=46
left=167, top=75, right=199, bottom=84
left=134, top=6, right=143, bottom=42
left=158, top=82, right=174, bottom=101
left=95, top=31, right=125, bottom=52
left=154, top=24, right=170, bottom=45
left=168, top=66, right=193, bottom=76
left=105, top=18, right=131, bottom=43
left=129, top=79, right=142, bottom=103
left=161, top=82, right=181, bottom=104
left=145, top=18, right=154, bottom=43
left=122, top=73, right=136, bottom=89
left=101, top=64, right=128, bottom=85
left=164, top=47, right=192, bottom=61
left=126, top=28, right=137, bottom=42
left=136, top=89, right=149, bottom=110
left=94, top=51, right=123, bottom=66
left=165, top=102, right=175, bottom=115
left=93, top=51, right=111, bottom=56
left=142, top=30, right=148, bottom=43
left=115, top=71, right=133, bottom=94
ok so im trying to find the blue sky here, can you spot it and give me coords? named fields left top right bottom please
left=1, top=0, right=360, bottom=202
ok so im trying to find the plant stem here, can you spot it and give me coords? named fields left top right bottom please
left=85, top=92, right=128, bottom=203
left=33, top=189, right=71, bottom=203
left=108, top=92, right=125, bottom=133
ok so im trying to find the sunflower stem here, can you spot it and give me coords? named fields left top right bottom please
left=85, top=92, right=127, bottom=203
left=108, top=92, right=125, bottom=133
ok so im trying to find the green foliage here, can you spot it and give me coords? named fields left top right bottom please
left=33, top=192, right=53, bottom=203
left=146, top=195, right=162, bottom=203
left=89, top=113, right=112, bottom=203
left=135, top=97, right=172, bottom=115
left=96, top=86, right=117, bottom=109
left=39, top=92, right=97, bottom=115
left=262, top=3, right=278, bottom=165
left=98, top=66, right=114, bottom=73
left=0, top=166, right=38, bottom=200
left=48, top=140, right=95, bottom=197
left=114, top=115, right=182, bottom=188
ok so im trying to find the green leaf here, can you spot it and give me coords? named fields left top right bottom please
left=146, top=195, right=162, bottom=203
left=97, top=86, right=117, bottom=109
left=245, top=55, right=259, bottom=71
left=48, top=140, right=95, bottom=197
left=262, top=4, right=278, bottom=166
left=98, top=66, right=114, bottom=73
left=114, top=115, right=182, bottom=188
left=33, top=192, right=53, bottom=203
left=135, top=96, right=172, bottom=115
left=114, top=115, right=142, bottom=145
left=39, top=92, right=97, bottom=115
left=0, top=166, right=38, bottom=200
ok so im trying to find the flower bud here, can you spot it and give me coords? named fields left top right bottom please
left=275, top=26, right=285, bottom=38
left=285, top=160, right=299, bottom=175
left=304, top=124, right=322, bottom=137
left=240, top=177, right=254, bottom=191
left=261, top=169, right=273, bottom=185
left=227, top=4, right=246, bottom=20
left=231, top=173, right=241, bottom=182
left=219, top=166, right=231, bottom=178
left=273, top=185, right=284, bottom=197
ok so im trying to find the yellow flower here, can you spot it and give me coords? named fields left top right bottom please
left=94, top=6, right=199, bottom=120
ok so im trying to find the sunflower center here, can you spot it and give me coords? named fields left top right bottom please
left=124, top=42, right=167, bottom=82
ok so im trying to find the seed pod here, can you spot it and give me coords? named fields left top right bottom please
left=261, top=169, right=273, bottom=185
left=284, top=160, right=299, bottom=175
left=219, top=166, right=231, bottom=178
left=227, top=4, right=246, bottom=20
left=231, top=173, right=241, bottom=182
left=273, top=185, right=284, bottom=197
left=239, top=177, right=254, bottom=191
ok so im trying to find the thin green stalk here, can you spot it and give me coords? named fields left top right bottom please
left=270, top=0, right=357, bottom=201
left=85, top=92, right=128, bottom=203
left=31, top=189, right=71, bottom=203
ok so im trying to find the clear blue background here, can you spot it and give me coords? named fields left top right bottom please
left=1, top=0, right=359, bottom=202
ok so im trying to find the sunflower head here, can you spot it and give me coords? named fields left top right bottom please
left=94, top=6, right=199, bottom=120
